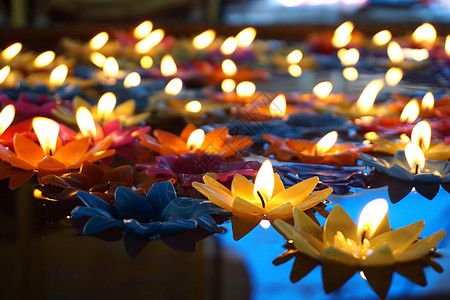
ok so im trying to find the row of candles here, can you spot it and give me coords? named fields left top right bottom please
left=0, top=20, right=448, bottom=297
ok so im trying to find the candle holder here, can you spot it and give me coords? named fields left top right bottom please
left=71, top=181, right=231, bottom=256
left=273, top=201, right=446, bottom=299
left=193, top=160, right=332, bottom=240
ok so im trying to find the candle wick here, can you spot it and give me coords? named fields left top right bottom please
left=49, top=149, right=53, bottom=156
left=415, top=164, right=419, bottom=175
left=257, top=190, right=266, bottom=208
left=361, top=230, right=366, bottom=244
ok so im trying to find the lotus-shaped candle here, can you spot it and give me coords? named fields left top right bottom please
left=365, top=121, right=450, bottom=160
left=71, top=181, right=230, bottom=239
left=52, top=94, right=150, bottom=127
left=263, top=131, right=371, bottom=166
left=360, top=144, right=450, bottom=201
left=0, top=117, right=115, bottom=174
left=273, top=199, right=446, bottom=299
left=193, top=160, right=332, bottom=240
left=138, top=153, right=259, bottom=190
left=139, top=124, right=252, bottom=158
left=38, top=161, right=167, bottom=203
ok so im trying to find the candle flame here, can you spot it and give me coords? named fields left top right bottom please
left=332, top=21, right=354, bottom=48
left=123, top=72, right=141, bottom=88
left=103, top=57, right=119, bottom=77
left=412, top=23, right=436, bottom=48
left=343, top=67, right=358, bottom=81
left=89, top=32, right=109, bottom=50
left=221, top=79, right=236, bottom=93
left=97, top=92, right=116, bottom=120
left=140, top=55, right=153, bottom=69
left=403, top=48, right=429, bottom=62
left=387, top=41, right=404, bottom=64
left=287, top=50, right=303, bottom=64
left=253, top=159, right=275, bottom=204
left=32, top=117, right=59, bottom=155
left=34, top=51, right=55, bottom=68
left=288, top=65, right=302, bottom=77
left=221, top=37, right=238, bottom=55
left=364, top=132, right=379, bottom=140
left=405, top=143, right=425, bottom=171
left=411, top=120, right=431, bottom=152
left=49, top=64, right=68, bottom=87
left=421, top=92, right=434, bottom=110
left=0, top=66, right=11, bottom=84
left=222, top=59, right=237, bottom=76
left=385, top=67, right=403, bottom=86
left=134, top=21, right=153, bottom=39
left=337, top=48, right=359, bottom=66
left=165, top=78, right=183, bottom=96
left=400, top=99, right=420, bottom=123
left=0, top=105, right=15, bottom=135
left=446, top=35, right=450, bottom=56
left=316, top=131, right=338, bottom=155
left=186, top=129, right=205, bottom=150
left=235, top=27, right=256, bottom=48
left=236, top=81, right=256, bottom=98
left=1, top=42, right=22, bottom=61
left=90, top=52, right=106, bottom=68
left=185, top=100, right=202, bottom=113
left=193, top=29, right=216, bottom=50
left=400, top=134, right=410, bottom=143
left=269, top=94, right=286, bottom=118
left=372, top=30, right=392, bottom=46
left=356, top=79, right=384, bottom=114
left=357, top=198, right=388, bottom=239
left=313, top=81, right=333, bottom=99
left=76, top=107, right=98, bottom=139
left=135, top=29, right=165, bottom=54
left=160, top=55, right=177, bottom=77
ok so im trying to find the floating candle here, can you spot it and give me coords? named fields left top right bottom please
left=273, top=200, right=446, bottom=298
left=193, top=30, right=216, bottom=50
left=139, top=124, right=252, bottom=157
left=133, top=20, right=153, bottom=40
left=332, top=21, right=353, bottom=48
left=0, top=117, right=115, bottom=174
left=372, top=30, right=392, bottom=46
left=193, top=159, right=332, bottom=240
left=263, top=131, right=371, bottom=166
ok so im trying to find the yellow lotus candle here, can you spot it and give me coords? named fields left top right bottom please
left=193, top=159, right=332, bottom=240
left=273, top=199, right=446, bottom=298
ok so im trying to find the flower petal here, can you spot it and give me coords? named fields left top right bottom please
left=231, top=173, right=255, bottom=201
left=196, top=215, right=219, bottom=233
left=231, top=216, right=260, bottom=241
left=192, top=181, right=233, bottom=211
left=53, top=137, right=90, bottom=165
left=370, top=221, right=424, bottom=254
left=324, top=204, right=357, bottom=246
left=204, top=174, right=231, bottom=195
left=267, top=202, right=293, bottom=220
left=71, top=206, right=114, bottom=219
left=76, top=190, right=113, bottom=212
left=13, top=133, right=45, bottom=166
left=393, top=230, right=446, bottom=263
left=362, top=244, right=395, bottom=267
left=115, top=186, right=154, bottom=222
left=293, top=207, right=323, bottom=241
left=83, top=216, right=123, bottom=235
left=269, top=176, right=319, bottom=209
left=294, top=187, right=333, bottom=211
left=37, top=156, right=66, bottom=172
left=232, top=196, right=266, bottom=217
left=147, top=181, right=176, bottom=220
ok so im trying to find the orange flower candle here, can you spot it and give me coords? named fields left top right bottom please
left=0, top=117, right=115, bottom=174
left=139, top=124, right=252, bottom=158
